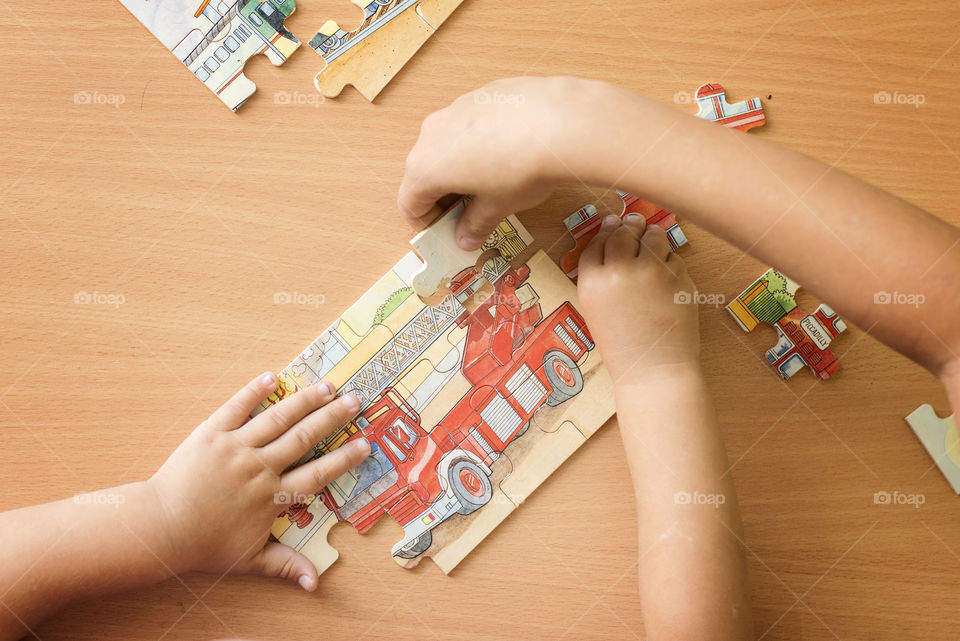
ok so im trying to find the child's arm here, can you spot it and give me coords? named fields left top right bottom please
left=399, top=77, right=960, bottom=413
left=577, top=215, right=752, bottom=640
left=0, top=374, right=370, bottom=641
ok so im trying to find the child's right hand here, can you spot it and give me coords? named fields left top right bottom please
left=398, top=76, right=641, bottom=250
left=577, top=215, right=701, bottom=385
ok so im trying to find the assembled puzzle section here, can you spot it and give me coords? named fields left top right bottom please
left=120, top=0, right=300, bottom=111
left=409, top=198, right=533, bottom=299
left=559, top=83, right=766, bottom=280
left=310, top=0, right=465, bottom=100
left=262, top=203, right=615, bottom=574
left=726, top=269, right=847, bottom=380
left=905, top=404, right=960, bottom=494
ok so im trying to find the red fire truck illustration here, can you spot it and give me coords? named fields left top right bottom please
left=317, top=264, right=594, bottom=558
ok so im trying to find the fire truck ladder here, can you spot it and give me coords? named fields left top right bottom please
left=339, top=295, right=463, bottom=409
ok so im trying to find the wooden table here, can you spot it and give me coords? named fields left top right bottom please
left=2, top=1, right=958, bottom=639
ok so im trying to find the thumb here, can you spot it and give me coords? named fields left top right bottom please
left=237, top=542, right=320, bottom=592
left=456, top=195, right=511, bottom=251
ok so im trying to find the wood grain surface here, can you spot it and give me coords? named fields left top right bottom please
left=2, top=1, right=959, bottom=639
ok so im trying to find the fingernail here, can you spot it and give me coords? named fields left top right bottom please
left=342, top=393, right=360, bottom=411
left=260, top=372, right=276, bottom=387
left=316, top=381, right=334, bottom=396
left=602, top=215, right=620, bottom=228
left=624, top=213, right=643, bottom=223
left=298, top=575, right=315, bottom=591
left=459, top=234, right=483, bottom=250
left=353, top=438, right=372, bottom=455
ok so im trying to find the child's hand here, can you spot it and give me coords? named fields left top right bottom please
left=577, top=215, right=700, bottom=384
left=398, top=76, right=635, bottom=250
left=147, top=373, right=370, bottom=591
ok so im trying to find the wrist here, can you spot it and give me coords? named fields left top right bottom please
left=141, top=477, right=194, bottom=577
left=613, top=360, right=704, bottom=396
left=550, top=83, right=667, bottom=189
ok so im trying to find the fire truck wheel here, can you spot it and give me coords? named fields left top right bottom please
left=449, top=460, right=493, bottom=515
left=395, top=531, right=432, bottom=559
left=543, top=350, right=583, bottom=406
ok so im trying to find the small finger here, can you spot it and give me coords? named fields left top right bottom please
left=236, top=541, right=319, bottom=592
left=603, top=214, right=646, bottom=261
left=579, top=215, right=621, bottom=273
left=262, top=393, right=361, bottom=470
left=207, top=372, right=278, bottom=431
left=280, top=438, right=372, bottom=497
left=397, top=169, right=448, bottom=224
left=639, top=224, right=673, bottom=264
left=242, top=381, right=337, bottom=447
left=455, top=195, right=509, bottom=251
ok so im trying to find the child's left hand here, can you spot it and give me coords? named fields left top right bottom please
left=147, top=373, right=370, bottom=591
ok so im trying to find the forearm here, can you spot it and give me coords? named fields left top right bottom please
left=0, top=482, right=175, bottom=639
left=572, top=87, right=960, bottom=377
left=616, top=366, right=751, bottom=641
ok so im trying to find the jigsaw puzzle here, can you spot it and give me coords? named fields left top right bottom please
left=310, top=0, right=465, bottom=100
left=260, top=201, right=615, bottom=574
left=120, top=0, right=300, bottom=111
left=560, top=82, right=766, bottom=281
left=726, top=268, right=847, bottom=380
left=560, top=192, right=689, bottom=281
left=905, top=404, right=960, bottom=493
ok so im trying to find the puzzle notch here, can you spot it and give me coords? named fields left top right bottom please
left=310, top=0, right=465, bottom=101
left=726, top=268, right=847, bottom=380
left=120, top=0, right=300, bottom=111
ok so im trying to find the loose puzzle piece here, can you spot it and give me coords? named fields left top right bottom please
left=310, top=0, right=464, bottom=100
left=560, top=82, right=766, bottom=281
left=726, top=268, right=847, bottom=380
left=905, top=404, right=960, bottom=494
left=120, top=0, right=301, bottom=111
left=257, top=203, right=615, bottom=574
left=695, top=82, right=766, bottom=132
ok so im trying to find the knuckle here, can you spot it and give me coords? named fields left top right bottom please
left=266, top=407, right=289, bottom=432
left=278, top=554, right=299, bottom=580
left=293, top=424, right=317, bottom=451
left=311, top=462, right=331, bottom=490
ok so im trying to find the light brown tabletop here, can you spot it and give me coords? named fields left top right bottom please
left=2, top=1, right=959, bottom=639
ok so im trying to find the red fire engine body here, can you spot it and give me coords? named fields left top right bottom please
left=319, top=265, right=594, bottom=558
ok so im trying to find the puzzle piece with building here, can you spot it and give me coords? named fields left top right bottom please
left=310, top=0, right=464, bottom=101
left=726, top=268, right=847, bottom=380
left=905, top=404, right=960, bottom=494
left=559, top=82, right=766, bottom=280
left=120, top=0, right=300, bottom=111
left=259, top=202, right=615, bottom=574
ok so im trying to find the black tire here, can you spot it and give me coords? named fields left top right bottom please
left=449, top=459, right=493, bottom=515
left=395, top=531, right=432, bottom=559
left=543, top=349, right=583, bottom=406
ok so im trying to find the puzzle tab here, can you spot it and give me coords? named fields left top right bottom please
left=726, top=268, right=847, bottom=380
left=905, top=404, right=960, bottom=493
left=120, top=0, right=301, bottom=111
left=310, top=0, right=465, bottom=100
left=560, top=82, right=766, bottom=280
